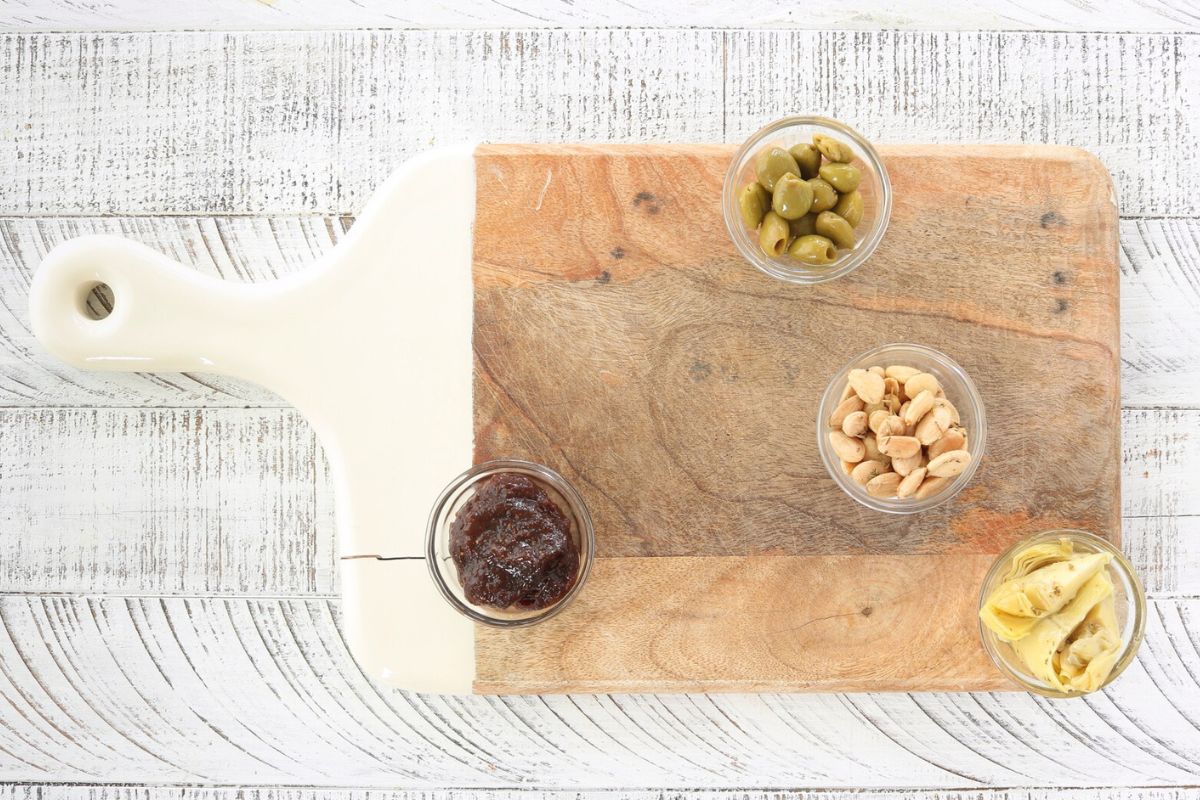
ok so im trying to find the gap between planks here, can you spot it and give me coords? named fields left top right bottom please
left=2, top=216, right=1198, bottom=408
left=1, top=31, right=1196, bottom=216
left=1, top=786, right=1199, bottom=796
left=0, top=407, right=1197, bottom=596
left=0, top=595, right=1198, bottom=785
left=3, top=0, right=1200, bottom=32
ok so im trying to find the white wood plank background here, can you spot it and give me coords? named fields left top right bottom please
left=2, top=0, right=1199, bottom=32
left=1, top=21, right=1199, bottom=796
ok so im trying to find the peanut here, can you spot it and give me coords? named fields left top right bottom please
left=933, top=396, right=960, bottom=425
left=877, top=414, right=906, bottom=439
left=891, top=451, right=923, bottom=477
left=897, top=467, right=927, bottom=498
left=914, top=475, right=952, bottom=499
left=866, top=471, right=902, bottom=497
left=842, top=410, right=869, bottom=437
left=927, top=449, right=971, bottom=478
left=928, top=426, right=966, bottom=459
left=879, top=434, right=920, bottom=459
left=829, top=395, right=865, bottom=429
left=915, top=407, right=950, bottom=445
left=862, top=434, right=890, bottom=467
left=829, top=430, right=866, bottom=463
left=904, top=390, right=936, bottom=426
left=827, top=363, right=975, bottom=502
left=851, top=459, right=887, bottom=485
left=903, top=372, right=940, bottom=400
left=885, top=365, right=920, bottom=382
left=847, top=368, right=885, bottom=405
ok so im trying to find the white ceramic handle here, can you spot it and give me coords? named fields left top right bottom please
left=29, top=148, right=481, bottom=694
left=30, top=234, right=276, bottom=379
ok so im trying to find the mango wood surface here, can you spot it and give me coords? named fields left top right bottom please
left=473, top=143, right=1119, bottom=693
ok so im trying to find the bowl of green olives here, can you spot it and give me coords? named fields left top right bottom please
left=723, top=116, right=891, bottom=285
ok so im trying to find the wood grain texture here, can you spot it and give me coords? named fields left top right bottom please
left=467, top=143, right=1118, bottom=692
left=474, top=554, right=1008, bottom=693
left=1, top=31, right=1195, bottom=216
left=1, top=215, right=1196, bottom=409
left=0, top=595, right=1199, bottom=787
left=0, top=21, right=1197, bottom=793
left=0, top=408, right=1193, bottom=597
left=473, top=144, right=1119, bottom=559
left=4, top=0, right=1199, bottom=31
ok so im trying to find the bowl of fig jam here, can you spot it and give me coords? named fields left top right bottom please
left=426, top=459, right=595, bottom=626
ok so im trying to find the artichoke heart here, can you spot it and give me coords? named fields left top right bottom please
left=1002, top=538, right=1074, bottom=580
left=1011, top=572, right=1114, bottom=692
left=1056, top=593, right=1122, bottom=693
left=980, top=551, right=1112, bottom=641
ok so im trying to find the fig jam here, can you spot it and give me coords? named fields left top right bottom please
left=449, top=472, right=579, bottom=610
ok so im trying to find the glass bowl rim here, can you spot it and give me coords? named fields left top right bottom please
left=976, top=528, right=1147, bottom=698
left=722, top=115, right=893, bottom=285
left=816, top=342, right=987, bottom=514
left=425, top=458, right=596, bottom=627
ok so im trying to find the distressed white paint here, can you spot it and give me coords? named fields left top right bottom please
left=0, top=407, right=336, bottom=596
left=0, top=595, right=1198, bottom=786
left=0, top=408, right=1195, bottom=597
left=0, top=23, right=1198, bottom=797
left=3, top=217, right=1198, bottom=408
left=2, top=0, right=1198, bottom=32
left=1, top=32, right=1196, bottom=216
left=725, top=31, right=1199, bottom=218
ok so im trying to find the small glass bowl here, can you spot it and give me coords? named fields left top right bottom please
left=978, top=529, right=1146, bottom=697
left=426, top=459, right=595, bottom=627
left=816, top=343, right=986, bottom=514
left=723, top=116, right=892, bottom=285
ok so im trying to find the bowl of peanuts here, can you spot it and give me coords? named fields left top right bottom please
left=816, top=343, right=987, bottom=513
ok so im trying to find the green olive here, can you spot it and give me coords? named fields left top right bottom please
left=834, top=189, right=864, bottom=228
left=759, top=211, right=791, bottom=257
left=807, top=178, right=838, bottom=213
left=737, top=182, right=770, bottom=229
left=815, top=211, right=856, bottom=249
left=813, top=134, right=854, bottom=163
left=788, top=234, right=838, bottom=265
left=771, top=173, right=813, bottom=220
left=754, top=146, right=801, bottom=192
left=788, top=212, right=818, bottom=238
left=819, top=162, right=862, bottom=193
left=788, top=143, right=822, bottom=179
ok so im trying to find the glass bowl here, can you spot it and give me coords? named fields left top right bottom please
left=426, top=459, right=595, bottom=627
left=816, top=343, right=986, bottom=514
left=978, top=529, right=1146, bottom=697
left=723, top=116, right=892, bottom=285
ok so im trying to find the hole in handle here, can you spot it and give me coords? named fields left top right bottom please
left=77, top=281, right=115, bottom=321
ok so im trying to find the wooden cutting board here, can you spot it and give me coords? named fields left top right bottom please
left=471, top=144, right=1120, bottom=693
left=29, top=143, right=1120, bottom=694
